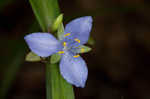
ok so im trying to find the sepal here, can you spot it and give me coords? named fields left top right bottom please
left=79, top=45, right=92, bottom=53
left=51, top=14, right=63, bottom=32
left=25, top=52, right=41, bottom=62
left=50, top=53, right=61, bottom=64
left=57, top=23, right=64, bottom=40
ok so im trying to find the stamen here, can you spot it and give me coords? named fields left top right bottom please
left=73, top=54, right=80, bottom=58
left=64, top=33, right=71, bottom=37
left=74, top=38, right=80, bottom=43
left=63, top=42, right=67, bottom=47
left=58, top=51, right=64, bottom=54
left=80, top=48, right=84, bottom=53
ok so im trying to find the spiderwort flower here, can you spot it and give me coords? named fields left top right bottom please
left=24, top=16, right=93, bottom=87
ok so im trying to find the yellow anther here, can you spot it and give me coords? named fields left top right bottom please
left=63, top=42, right=67, bottom=47
left=64, top=33, right=71, bottom=37
left=74, top=38, right=80, bottom=43
left=80, top=48, right=84, bottom=53
left=58, top=51, right=64, bottom=54
left=73, top=54, right=80, bottom=58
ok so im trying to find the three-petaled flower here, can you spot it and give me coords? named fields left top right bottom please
left=24, top=16, right=93, bottom=87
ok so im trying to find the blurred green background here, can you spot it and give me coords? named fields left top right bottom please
left=1, top=0, right=150, bottom=99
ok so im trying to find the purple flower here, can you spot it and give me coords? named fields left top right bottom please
left=24, top=16, right=93, bottom=87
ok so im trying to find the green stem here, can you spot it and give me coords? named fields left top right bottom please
left=46, top=62, right=75, bottom=99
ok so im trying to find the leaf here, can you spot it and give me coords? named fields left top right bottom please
left=79, top=45, right=92, bottom=53
left=26, top=52, right=41, bottom=62
left=29, top=0, right=60, bottom=32
left=50, top=53, right=61, bottom=64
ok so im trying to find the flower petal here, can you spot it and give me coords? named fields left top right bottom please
left=60, top=52, right=88, bottom=87
left=24, top=33, right=62, bottom=57
left=64, top=16, right=93, bottom=44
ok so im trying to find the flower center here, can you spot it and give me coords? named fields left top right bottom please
left=57, top=33, right=82, bottom=58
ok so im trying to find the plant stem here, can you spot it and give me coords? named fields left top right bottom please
left=46, top=62, right=75, bottom=99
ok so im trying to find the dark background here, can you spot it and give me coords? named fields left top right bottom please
left=1, top=0, right=150, bottom=99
